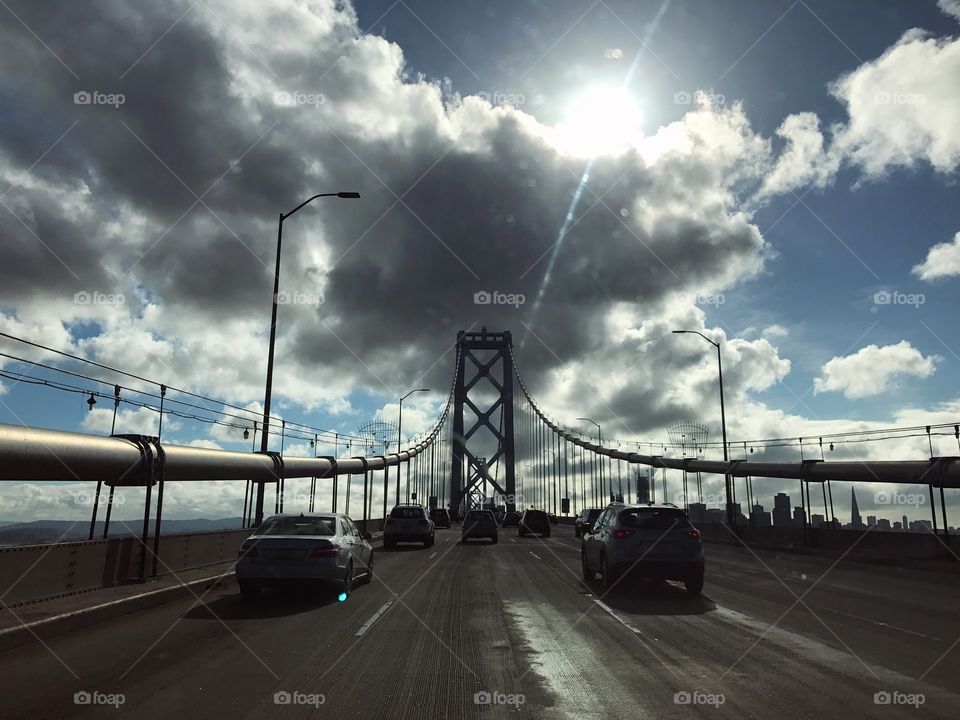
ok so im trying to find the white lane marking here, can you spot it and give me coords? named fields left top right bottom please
left=809, top=604, right=942, bottom=641
left=511, top=538, right=517, bottom=543
left=529, top=551, right=542, bottom=560
left=428, top=551, right=437, bottom=560
left=592, top=598, right=645, bottom=636
left=355, top=599, right=394, bottom=637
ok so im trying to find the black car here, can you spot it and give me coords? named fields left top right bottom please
left=574, top=508, right=603, bottom=538
left=429, top=508, right=451, bottom=528
left=501, top=511, right=520, bottom=527
left=519, top=509, right=551, bottom=538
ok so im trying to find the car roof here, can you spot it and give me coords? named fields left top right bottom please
left=614, top=502, right=682, bottom=510
left=263, top=512, right=342, bottom=519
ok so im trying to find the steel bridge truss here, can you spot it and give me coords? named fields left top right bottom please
left=450, top=329, right=516, bottom=512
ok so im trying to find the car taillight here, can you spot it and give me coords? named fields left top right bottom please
left=311, top=546, right=340, bottom=558
left=610, top=529, right=634, bottom=539
left=687, top=529, right=701, bottom=540
left=239, top=545, right=258, bottom=557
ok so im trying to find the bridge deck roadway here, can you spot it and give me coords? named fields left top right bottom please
left=1, top=529, right=959, bottom=719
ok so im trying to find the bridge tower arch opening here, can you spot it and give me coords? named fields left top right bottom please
left=450, top=329, right=516, bottom=514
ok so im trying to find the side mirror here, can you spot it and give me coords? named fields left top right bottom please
left=364, top=532, right=373, bottom=541
left=585, top=524, right=594, bottom=534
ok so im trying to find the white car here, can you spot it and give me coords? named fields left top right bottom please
left=235, top=513, right=373, bottom=601
left=383, top=504, right=435, bottom=548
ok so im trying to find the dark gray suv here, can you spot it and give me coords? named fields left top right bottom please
left=581, top=503, right=705, bottom=594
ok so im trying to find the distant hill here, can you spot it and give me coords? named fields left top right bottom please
left=0, top=517, right=245, bottom=546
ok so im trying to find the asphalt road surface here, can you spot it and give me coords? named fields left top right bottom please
left=2, top=528, right=959, bottom=718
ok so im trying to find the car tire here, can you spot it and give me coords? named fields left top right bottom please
left=544, top=530, right=551, bottom=538
left=581, top=550, right=595, bottom=581
left=600, top=553, right=618, bottom=592
left=238, top=580, right=260, bottom=602
left=685, top=573, right=704, bottom=596
left=491, top=535, right=498, bottom=544
left=337, top=562, right=353, bottom=596
left=519, top=529, right=527, bottom=537
left=362, top=553, right=374, bottom=584
left=384, top=537, right=394, bottom=549
left=426, top=534, right=435, bottom=547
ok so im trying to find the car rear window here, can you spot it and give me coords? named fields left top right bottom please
left=390, top=507, right=425, bottom=519
left=258, top=517, right=335, bottom=535
left=587, top=509, right=602, bottom=521
left=525, top=510, right=547, bottom=520
left=465, top=511, right=493, bottom=521
left=619, top=508, right=688, bottom=529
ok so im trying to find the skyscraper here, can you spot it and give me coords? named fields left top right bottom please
left=773, top=492, right=792, bottom=527
left=850, top=487, right=863, bottom=529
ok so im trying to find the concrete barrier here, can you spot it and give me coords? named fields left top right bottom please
left=696, top=523, right=952, bottom=562
left=1, top=518, right=390, bottom=608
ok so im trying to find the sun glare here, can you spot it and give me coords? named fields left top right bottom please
left=556, top=85, right=643, bottom=158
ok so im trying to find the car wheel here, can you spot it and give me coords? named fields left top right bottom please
left=426, top=534, right=434, bottom=547
left=685, top=573, right=704, bottom=596
left=337, top=562, right=353, bottom=596
left=491, top=535, right=498, bottom=544
left=544, top=530, right=551, bottom=538
left=238, top=580, right=260, bottom=602
left=362, top=552, right=374, bottom=584
left=581, top=550, right=595, bottom=581
left=519, top=529, right=526, bottom=537
left=600, top=553, right=618, bottom=592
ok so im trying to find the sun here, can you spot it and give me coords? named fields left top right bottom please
left=555, top=85, right=643, bottom=158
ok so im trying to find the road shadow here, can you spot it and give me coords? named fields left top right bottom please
left=183, top=585, right=343, bottom=620
left=581, top=578, right=717, bottom=616
left=380, top=542, right=434, bottom=552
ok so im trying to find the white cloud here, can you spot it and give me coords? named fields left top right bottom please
left=759, top=113, right=838, bottom=197
left=813, top=341, right=940, bottom=399
left=761, top=324, right=789, bottom=339
left=829, top=29, right=960, bottom=179
left=939, top=0, right=960, bottom=21
left=912, top=231, right=960, bottom=280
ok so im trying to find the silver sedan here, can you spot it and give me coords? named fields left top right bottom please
left=235, top=513, right=373, bottom=601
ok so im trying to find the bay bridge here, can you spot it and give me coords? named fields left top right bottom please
left=1, top=328, right=958, bottom=718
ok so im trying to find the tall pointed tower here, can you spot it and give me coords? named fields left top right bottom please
left=850, top=487, right=863, bottom=528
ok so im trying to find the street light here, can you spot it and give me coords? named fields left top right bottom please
left=253, top=191, right=360, bottom=526
left=576, top=417, right=604, bottom=502
left=398, top=387, right=430, bottom=504
left=672, top=329, right=732, bottom=529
